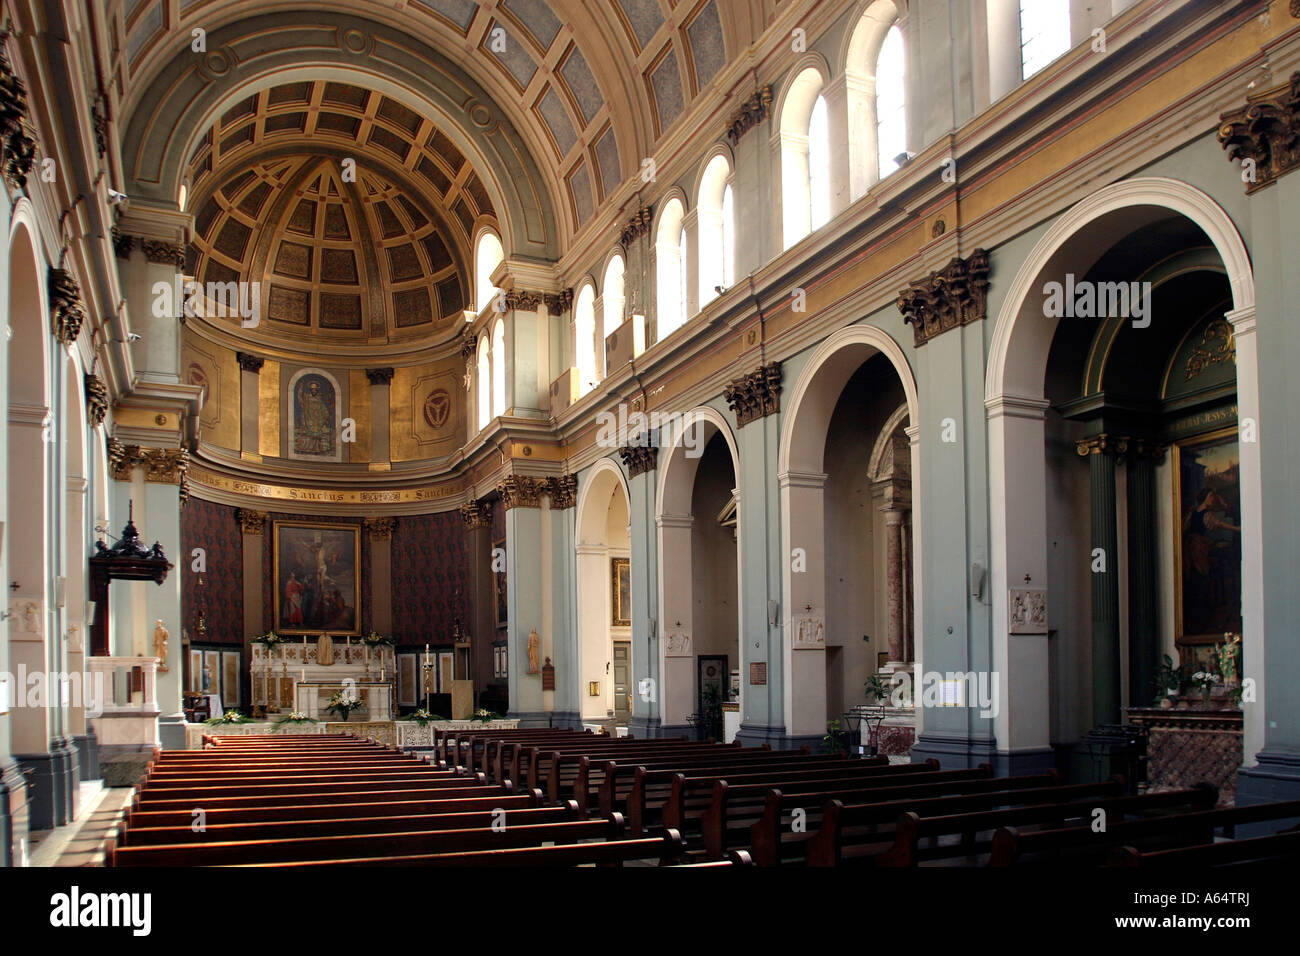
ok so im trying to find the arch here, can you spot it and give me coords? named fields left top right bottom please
left=574, top=282, right=598, bottom=396
left=697, top=152, right=735, bottom=307
left=475, top=229, right=505, bottom=313
left=491, top=318, right=506, bottom=417
left=7, top=207, right=49, bottom=408
left=575, top=457, right=633, bottom=724
left=654, top=195, right=689, bottom=339
left=655, top=406, right=743, bottom=732
left=778, top=60, right=832, bottom=249
left=779, top=324, right=919, bottom=476
left=844, top=1, right=906, bottom=197
left=119, top=13, right=560, bottom=259
left=983, top=176, right=1260, bottom=765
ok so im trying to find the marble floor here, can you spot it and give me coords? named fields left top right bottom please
left=26, top=782, right=133, bottom=867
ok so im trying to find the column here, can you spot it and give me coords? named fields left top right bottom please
left=459, top=499, right=494, bottom=702
left=1125, top=440, right=1160, bottom=707
left=364, top=518, right=394, bottom=636
left=366, top=369, right=393, bottom=470
left=1079, top=435, right=1123, bottom=727
left=501, top=477, right=546, bottom=723
left=883, top=509, right=905, bottom=662
left=235, top=353, right=262, bottom=459
left=822, top=73, right=855, bottom=213
left=546, top=476, right=578, bottom=727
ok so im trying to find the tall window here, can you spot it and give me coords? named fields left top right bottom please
left=476, top=231, right=504, bottom=312
left=875, top=25, right=906, bottom=178
left=575, top=284, right=597, bottom=395
left=698, top=155, right=735, bottom=307
left=602, top=254, right=626, bottom=352
left=1020, top=0, right=1071, bottom=80
left=477, top=334, right=490, bottom=429
left=491, top=318, right=506, bottom=417
left=780, top=67, right=828, bottom=249
left=808, top=96, right=830, bottom=231
left=655, top=198, right=687, bottom=338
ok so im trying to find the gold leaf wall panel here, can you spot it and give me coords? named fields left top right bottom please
left=258, top=359, right=281, bottom=457
left=349, top=368, right=371, bottom=463
left=182, top=339, right=239, bottom=451
left=391, top=358, right=464, bottom=462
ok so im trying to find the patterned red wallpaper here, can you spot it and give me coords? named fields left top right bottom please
left=179, top=497, right=244, bottom=644
left=390, top=511, right=469, bottom=644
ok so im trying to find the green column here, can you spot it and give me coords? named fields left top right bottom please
left=1081, top=436, right=1122, bottom=726
left=1126, top=443, right=1160, bottom=708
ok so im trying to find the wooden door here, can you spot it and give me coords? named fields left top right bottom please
left=613, top=641, right=631, bottom=725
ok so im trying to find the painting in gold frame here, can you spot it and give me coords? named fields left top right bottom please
left=611, top=557, right=631, bottom=627
left=273, top=520, right=362, bottom=636
left=1171, top=426, right=1242, bottom=646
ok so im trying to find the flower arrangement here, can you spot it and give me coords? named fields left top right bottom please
left=468, top=708, right=502, bottom=723
left=361, top=631, right=396, bottom=646
left=274, top=712, right=317, bottom=729
left=253, top=631, right=287, bottom=647
left=204, top=709, right=253, bottom=725
left=402, top=709, right=444, bottom=725
left=1190, top=670, right=1222, bottom=706
left=327, top=689, right=363, bottom=720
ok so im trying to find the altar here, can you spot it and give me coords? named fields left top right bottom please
left=251, top=638, right=396, bottom=716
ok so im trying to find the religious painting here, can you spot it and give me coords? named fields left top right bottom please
left=273, top=521, right=362, bottom=636
left=1173, top=428, right=1242, bottom=644
left=289, top=370, right=339, bottom=460
left=611, top=557, right=631, bottom=627
left=494, top=535, right=508, bottom=628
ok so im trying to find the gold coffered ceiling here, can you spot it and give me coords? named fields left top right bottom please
left=186, top=80, right=485, bottom=345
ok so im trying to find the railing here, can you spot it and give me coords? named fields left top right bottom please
left=86, top=656, right=159, bottom=716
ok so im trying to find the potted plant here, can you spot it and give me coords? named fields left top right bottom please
left=204, top=709, right=253, bottom=726
left=864, top=674, right=892, bottom=707
left=822, top=719, right=846, bottom=755
left=1151, top=654, right=1183, bottom=707
left=1190, top=670, right=1222, bottom=708
left=326, top=688, right=363, bottom=721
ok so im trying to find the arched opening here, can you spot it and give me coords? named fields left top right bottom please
left=657, top=411, right=742, bottom=739
left=491, top=318, right=506, bottom=417
left=845, top=2, right=905, bottom=197
left=574, top=284, right=597, bottom=396
left=575, top=462, right=632, bottom=728
left=875, top=25, right=907, bottom=177
left=698, top=154, right=735, bottom=307
left=780, top=67, right=829, bottom=248
left=6, top=218, right=53, bottom=834
left=780, top=327, right=920, bottom=747
left=601, top=255, right=625, bottom=379
left=476, top=333, right=491, bottom=429
left=475, top=231, right=504, bottom=313
left=654, top=198, right=688, bottom=340
left=986, top=178, right=1259, bottom=778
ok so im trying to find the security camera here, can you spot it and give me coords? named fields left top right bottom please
left=126, top=332, right=142, bottom=343
left=107, top=189, right=129, bottom=207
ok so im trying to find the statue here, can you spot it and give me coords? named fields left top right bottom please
left=153, top=620, right=170, bottom=672
left=1217, top=632, right=1242, bottom=687
left=317, top=632, right=335, bottom=666
left=527, top=628, right=540, bottom=675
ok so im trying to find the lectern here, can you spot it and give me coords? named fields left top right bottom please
left=450, top=639, right=474, bottom=719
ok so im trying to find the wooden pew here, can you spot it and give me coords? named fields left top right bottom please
left=990, top=799, right=1300, bottom=866
left=131, top=782, right=509, bottom=813
left=230, top=829, right=688, bottom=868
left=1109, top=830, right=1300, bottom=867
left=110, top=816, right=626, bottom=866
left=512, top=737, right=701, bottom=789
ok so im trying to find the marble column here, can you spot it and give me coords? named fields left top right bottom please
left=1079, top=435, right=1123, bottom=727
left=459, top=499, right=494, bottom=700
left=884, top=509, right=905, bottom=662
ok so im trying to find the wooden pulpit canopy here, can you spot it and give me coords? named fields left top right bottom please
left=88, top=504, right=174, bottom=656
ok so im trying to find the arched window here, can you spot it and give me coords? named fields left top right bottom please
left=780, top=68, right=828, bottom=249
left=698, top=155, right=735, bottom=307
left=602, top=254, right=626, bottom=356
left=1020, top=0, right=1071, bottom=80
left=808, top=96, right=830, bottom=232
left=477, top=334, right=491, bottom=429
left=655, top=198, right=688, bottom=338
left=575, top=284, right=597, bottom=395
left=875, top=25, right=906, bottom=178
left=476, top=231, right=504, bottom=312
left=491, top=318, right=506, bottom=417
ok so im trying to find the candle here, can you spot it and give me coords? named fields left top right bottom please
left=300, top=668, right=305, bottom=682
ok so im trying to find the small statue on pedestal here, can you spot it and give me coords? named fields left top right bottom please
left=1218, top=632, right=1242, bottom=687
left=153, top=620, right=170, bottom=672
left=527, top=628, right=540, bottom=675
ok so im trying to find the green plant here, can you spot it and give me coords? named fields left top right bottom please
left=253, top=631, right=287, bottom=647
left=403, top=709, right=443, bottom=724
left=273, top=712, right=317, bottom=731
left=864, top=674, right=891, bottom=706
left=468, top=709, right=502, bottom=723
left=822, top=719, right=844, bottom=755
left=204, top=710, right=253, bottom=726
left=362, top=631, right=396, bottom=646
left=1151, top=654, right=1184, bottom=703
left=326, top=689, right=363, bottom=720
